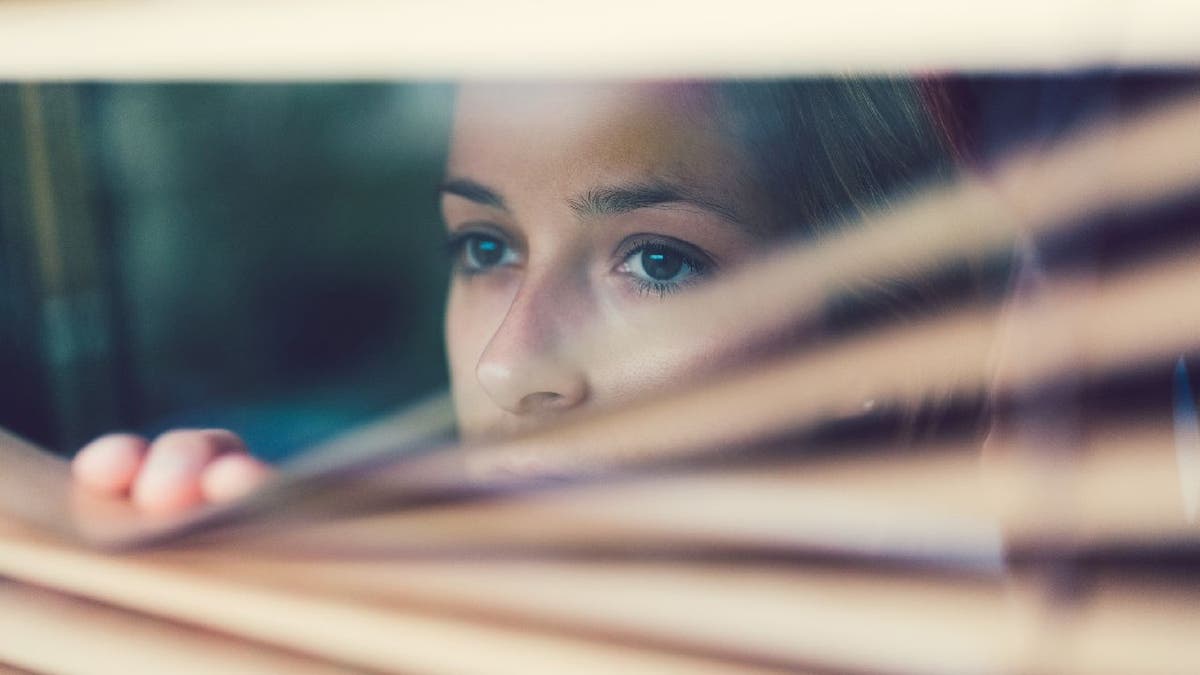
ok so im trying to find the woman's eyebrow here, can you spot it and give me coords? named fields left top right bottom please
left=440, top=177, right=756, bottom=232
left=438, top=178, right=509, bottom=211
left=568, top=181, right=748, bottom=229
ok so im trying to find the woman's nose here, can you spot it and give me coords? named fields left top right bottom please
left=475, top=278, right=590, bottom=417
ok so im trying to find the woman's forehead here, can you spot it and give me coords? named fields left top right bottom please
left=452, top=82, right=714, bottom=132
left=447, top=82, right=751, bottom=209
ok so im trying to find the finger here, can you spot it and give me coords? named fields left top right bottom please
left=202, top=453, right=273, bottom=504
left=72, top=433, right=150, bottom=495
left=132, top=429, right=248, bottom=514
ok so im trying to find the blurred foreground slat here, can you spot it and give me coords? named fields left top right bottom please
left=0, top=1, right=1197, bottom=79
left=0, top=581, right=352, bottom=675
left=2, top=510, right=1199, bottom=674
left=0, top=515, right=782, bottom=675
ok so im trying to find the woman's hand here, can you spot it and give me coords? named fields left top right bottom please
left=71, top=429, right=272, bottom=514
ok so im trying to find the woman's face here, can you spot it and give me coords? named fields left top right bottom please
left=443, top=83, right=775, bottom=439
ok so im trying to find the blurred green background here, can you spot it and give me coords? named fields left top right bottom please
left=0, top=83, right=455, bottom=460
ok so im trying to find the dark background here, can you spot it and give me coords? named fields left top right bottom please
left=0, top=83, right=454, bottom=459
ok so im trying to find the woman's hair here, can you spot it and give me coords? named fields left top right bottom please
left=714, top=78, right=958, bottom=239
left=713, top=78, right=975, bottom=443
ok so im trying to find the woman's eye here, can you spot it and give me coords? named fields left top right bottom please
left=449, top=232, right=518, bottom=273
left=618, top=241, right=710, bottom=296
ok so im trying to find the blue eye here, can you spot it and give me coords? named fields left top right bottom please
left=618, top=239, right=711, bottom=297
left=640, top=247, right=687, bottom=280
left=448, top=232, right=518, bottom=273
left=469, top=237, right=503, bottom=266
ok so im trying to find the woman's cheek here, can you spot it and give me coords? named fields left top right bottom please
left=582, top=275, right=772, bottom=405
left=591, top=325, right=763, bottom=403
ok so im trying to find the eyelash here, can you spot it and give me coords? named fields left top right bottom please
left=615, top=236, right=714, bottom=298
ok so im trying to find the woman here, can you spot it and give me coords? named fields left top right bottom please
left=72, top=79, right=956, bottom=513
